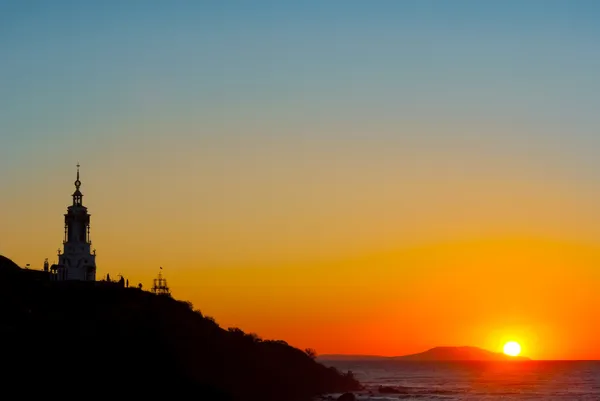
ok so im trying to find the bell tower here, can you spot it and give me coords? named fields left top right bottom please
left=51, top=164, right=97, bottom=281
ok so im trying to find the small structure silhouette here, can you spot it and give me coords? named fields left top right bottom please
left=151, top=268, right=170, bottom=296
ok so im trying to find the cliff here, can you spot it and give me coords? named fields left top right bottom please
left=0, top=255, right=359, bottom=400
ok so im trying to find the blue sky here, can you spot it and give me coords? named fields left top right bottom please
left=3, top=0, right=600, bottom=264
left=3, top=1, right=600, bottom=147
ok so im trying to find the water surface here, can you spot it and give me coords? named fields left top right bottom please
left=320, top=360, right=600, bottom=400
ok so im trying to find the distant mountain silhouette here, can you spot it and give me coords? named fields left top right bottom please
left=321, top=346, right=531, bottom=361
left=318, top=354, right=389, bottom=361
left=0, top=255, right=359, bottom=400
left=394, top=346, right=530, bottom=361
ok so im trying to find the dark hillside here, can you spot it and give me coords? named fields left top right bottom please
left=0, top=255, right=359, bottom=400
left=0, top=254, right=21, bottom=272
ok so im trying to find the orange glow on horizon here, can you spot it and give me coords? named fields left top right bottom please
left=4, top=161, right=600, bottom=361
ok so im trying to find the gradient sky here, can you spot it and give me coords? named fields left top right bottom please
left=3, top=0, right=600, bottom=360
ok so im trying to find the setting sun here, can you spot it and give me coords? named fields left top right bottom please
left=503, top=341, right=522, bottom=357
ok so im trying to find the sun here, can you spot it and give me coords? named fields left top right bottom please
left=503, top=341, right=521, bottom=357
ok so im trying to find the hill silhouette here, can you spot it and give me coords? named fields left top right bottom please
left=0, top=254, right=21, bottom=272
left=0, top=255, right=359, bottom=399
left=394, top=346, right=531, bottom=361
left=321, top=346, right=531, bottom=362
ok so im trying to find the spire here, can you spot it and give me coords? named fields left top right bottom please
left=74, top=162, right=81, bottom=190
left=72, top=163, right=83, bottom=206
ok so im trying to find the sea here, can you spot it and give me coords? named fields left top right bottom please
left=319, top=360, right=600, bottom=400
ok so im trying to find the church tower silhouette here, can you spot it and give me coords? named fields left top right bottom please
left=50, top=164, right=97, bottom=281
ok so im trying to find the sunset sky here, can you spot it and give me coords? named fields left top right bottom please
left=3, top=0, right=600, bottom=360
